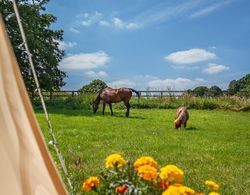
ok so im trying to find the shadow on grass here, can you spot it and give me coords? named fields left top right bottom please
left=185, top=126, right=198, bottom=131
left=111, top=114, right=146, bottom=120
left=35, top=108, right=95, bottom=117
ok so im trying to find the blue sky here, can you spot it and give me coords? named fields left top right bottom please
left=46, top=0, right=250, bottom=90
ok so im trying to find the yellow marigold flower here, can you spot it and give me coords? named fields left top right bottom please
left=105, top=154, right=126, bottom=169
left=82, top=176, right=100, bottom=192
left=162, top=184, right=195, bottom=195
left=134, top=156, right=158, bottom=170
left=159, top=165, right=184, bottom=182
left=137, top=165, right=158, bottom=181
left=205, top=180, right=219, bottom=191
left=208, top=192, right=221, bottom=195
left=179, top=186, right=196, bottom=195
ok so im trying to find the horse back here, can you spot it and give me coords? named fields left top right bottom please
left=100, top=87, right=132, bottom=103
left=117, top=88, right=132, bottom=100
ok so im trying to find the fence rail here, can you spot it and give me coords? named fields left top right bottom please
left=39, top=90, right=186, bottom=100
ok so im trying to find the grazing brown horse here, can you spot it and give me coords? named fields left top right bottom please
left=92, top=87, right=140, bottom=117
left=174, top=106, right=189, bottom=129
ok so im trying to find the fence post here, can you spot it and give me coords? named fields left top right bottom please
left=160, top=91, right=163, bottom=98
left=50, top=91, right=52, bottom=101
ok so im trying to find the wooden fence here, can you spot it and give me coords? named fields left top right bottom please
left=40, top=90, right=185, bottom=100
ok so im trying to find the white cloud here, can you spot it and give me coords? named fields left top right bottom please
left=99, top=20, right=111, bottom=27
left=164, top=48, right=216, bottom=64
left=203, top=63, right=229, bottom=74
left=69, top=27, right=80, bottom=33
left=190, top=0, right=232, bottom=19
left=171, top=65, right=200, bottom=70
left=195, top=78, right=205, bottom=82
left=148, top=77, right=205, bottom=90
left=208, top=46, right=217, bottom=50
left=97, top=71, right=108, bottom=78
left=107, top=79, right=135, bottom=88
left=132, top=1, right=200, bottom=27
left=112, top=17, right=140, bottom=30
left=112, top=17, right=123, bottom=29
left=60, top=51, right=110, bottom=70
left=81, top=11, right=103, bottom=26
left=145, top=75, right=158, bottom=80
left=58, top=41, right=77, bottom=50
left=126, top=23, right=140, bottom=30
left=72, top=11, right=140, bottom=31
left=85, top=70, right=108, bottom=78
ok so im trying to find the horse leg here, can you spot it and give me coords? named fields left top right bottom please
left=109, top=103, right=113, bottom=116
left=102, top=102, right=106, bottom=115
left=184, top=121, right=187, bottom=128
left=125, top=102, right=131, bottom=117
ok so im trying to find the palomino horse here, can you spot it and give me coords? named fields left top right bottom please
left=92, top=87, right=140, bottom=117
left=174, top=106, right=189, bottom=129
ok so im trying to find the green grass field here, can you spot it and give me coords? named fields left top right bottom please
left=36, top=108, right=250, bottom=194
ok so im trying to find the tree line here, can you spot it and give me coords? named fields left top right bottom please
left=186, top=74, right=250, bottom=97
left=79, top=76, right=250, bottom=98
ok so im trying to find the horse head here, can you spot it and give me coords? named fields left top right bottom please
left=92, top=93, right=102, bottom=114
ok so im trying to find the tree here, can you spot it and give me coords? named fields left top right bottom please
left=0, top=0, right=66, bottom=97
left=207, top=85, right=222, bottom=97
left=238, top=85, right=250, bottom=97
left=228, top=80, right=239, bottom=95
left=79, top=79, right=107, bottom=93
left=192, top=86, right=209, bottom=97
left=228, top=74, right=250, bottom=97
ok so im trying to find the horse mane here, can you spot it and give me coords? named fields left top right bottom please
left=174, top=107, right=187, bottom=123
left=93, top=91, right=102, bottom=104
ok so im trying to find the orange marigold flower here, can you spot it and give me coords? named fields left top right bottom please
left=159, top=165, right=184, bottom=182
left=105, top=154, right=126, bottom=169
left=162, top=184, right=195, bottom=195
left=134, top=156, right=158, bottom=170
left=115, top=186, right=128, bottom=195
left=138, top=164, right=158, bottom=181
left=205, top=180, right=219, bottom=191
left=82, top=176, right=100, bottom=192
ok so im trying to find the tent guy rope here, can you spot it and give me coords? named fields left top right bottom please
left=11, top=0, right=73, bottom=189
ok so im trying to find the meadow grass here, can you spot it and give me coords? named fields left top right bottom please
left=36, top=108, right=250, bottom=194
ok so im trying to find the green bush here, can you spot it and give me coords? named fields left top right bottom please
left=64, top=94, right=96, bottom=110
left=33, top=94, right=96, bottom=110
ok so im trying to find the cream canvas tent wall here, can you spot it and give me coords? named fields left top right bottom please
left=0, top=15, right=67, bottom=194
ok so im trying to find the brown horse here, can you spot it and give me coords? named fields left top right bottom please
left=92, top=87, right=140, bottom=117
left=174, top=106, right=189, bottom=129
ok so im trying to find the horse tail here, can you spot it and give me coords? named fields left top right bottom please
left=129, top=88, right=141, bottom=104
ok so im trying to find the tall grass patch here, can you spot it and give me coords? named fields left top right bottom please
left=33, top=94, right=250, bottom=112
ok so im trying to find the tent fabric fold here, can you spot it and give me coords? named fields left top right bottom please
left=0, top=16, right=67, bottom=195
